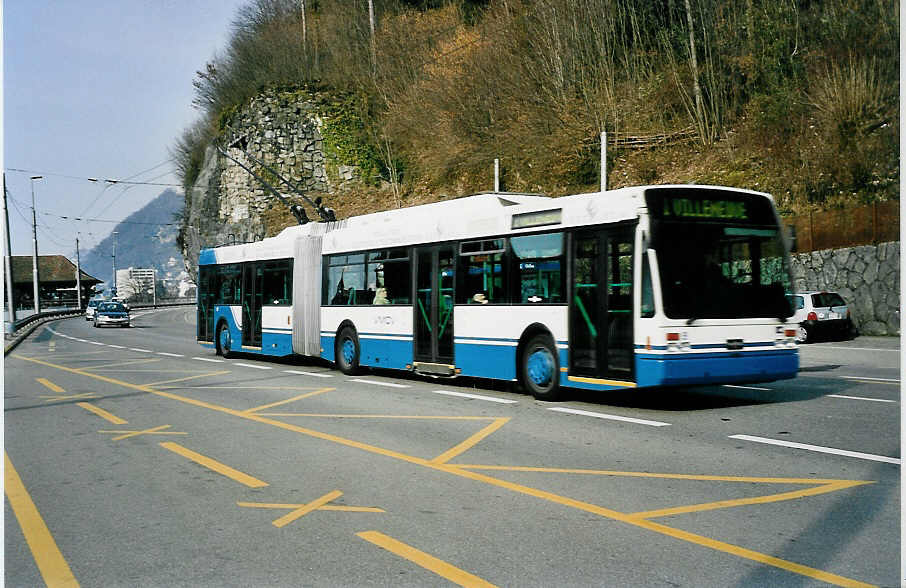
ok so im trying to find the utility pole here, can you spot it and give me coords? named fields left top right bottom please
left=111, top=230, right=118, bottom=297
left=3, top=174, right=16, bottom=333
left=368, top=0, right=376, bottom=71
left=75, top=236, right=82, bottom=310
left=600, top=131, right=608, bottom=192
left=30, top=176, right=43, bottom=314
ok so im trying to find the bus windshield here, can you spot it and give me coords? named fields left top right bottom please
left=647, top=188, right=793, bottom=321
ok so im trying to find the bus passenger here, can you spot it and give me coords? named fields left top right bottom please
left=373, top=287, right=390, bottom=304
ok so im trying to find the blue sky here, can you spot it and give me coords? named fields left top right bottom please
left=3, top=0, right=248, bottom=258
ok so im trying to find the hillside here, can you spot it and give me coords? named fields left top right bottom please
left=174, top=0, right=898, bottom=243
left=80, top=189, right=185, bottom=289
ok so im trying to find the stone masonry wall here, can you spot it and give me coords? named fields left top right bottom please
left=182, top=89, right=340, bottom=277
left=790, top=241, right=899, bottom=336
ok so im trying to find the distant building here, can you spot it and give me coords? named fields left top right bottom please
left=8, top=255, right=102, bottom=310
left=115, top=267, right=157, bottom=301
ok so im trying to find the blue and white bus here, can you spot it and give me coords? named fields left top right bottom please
left=197, top=185, right=798, bottom=399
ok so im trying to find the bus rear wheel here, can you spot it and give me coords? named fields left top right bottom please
left=217, top=322, right=233, bottom=358
left=335, top=326, right=361, bottom=375
left=521, top=334, right=560, bottom=401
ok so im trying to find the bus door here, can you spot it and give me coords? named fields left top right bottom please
left=197, top=266, right=216, bottom=342
left=413, top=245, right=455, bottom=371
left=241, top=262, right=263, bottom=348
left=569, top=228, right=635, bottom=380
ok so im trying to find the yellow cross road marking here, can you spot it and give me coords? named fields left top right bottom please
left=160, top=442, right=268, bottom=488
left=238, top=490, right=383, bottom=528
left=13, top=353, right=878, bottom=588
left=243, top=387, right=334, bottom=414
left=76, top=403, right=128, bottom=425
left=5, top=452, right=80, bottom=587
left=41, top=392, right=100, bottom=403
left=147, top=370, right=232, bottom=387
left=358, top=530, right=497, bottom=588
left=36, top=378, right=65, bottom=393
left=100, top=424, right=187, bottom=441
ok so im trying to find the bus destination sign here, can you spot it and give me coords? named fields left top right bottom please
left=646, top=188, right=775, bottom=224
left=662, top=197, right=747, bottom=220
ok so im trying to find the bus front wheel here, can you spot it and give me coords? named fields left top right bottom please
left=335, top=326, right=361, bottom=375
left=521, top=334, right=560, bottom=401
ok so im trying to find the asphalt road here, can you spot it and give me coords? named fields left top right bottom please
left=4, top=307, right=900, bottom=587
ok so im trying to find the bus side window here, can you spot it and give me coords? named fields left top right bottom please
left=510, top=233, right=564, bottom=303
left=641, top=254, right=655, bottom=318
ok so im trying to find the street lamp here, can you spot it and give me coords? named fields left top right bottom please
left=30, top=175, right=43, bottom=314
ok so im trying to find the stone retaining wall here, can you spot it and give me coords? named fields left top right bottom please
left=790, top=241, right=899, bottom=335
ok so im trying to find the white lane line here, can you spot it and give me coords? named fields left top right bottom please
left=432, top=390, right=518, bottom=404
left=193, top=357, right=224, bottom=363
left=350, top=378, right=410, bottom=388
left=129, top=348, right=153, bottom=353
left=828, top=394, right=897, bottom=403
left=729, top=434, right=901, bottom=465
left=234, top=362, right=272, bottom=370
left=283, top=370, right=333, bottom=378
left=547, top=407, right=671, bottom=427
left=89, top=341, right=105, bottom=346
left=158, top=352, right=184, bottom=358
left=839, top=375, right=900, bottom=383
left=108, top=345, right=126, bottom=349
left=723, top=384, right=772, bottom=391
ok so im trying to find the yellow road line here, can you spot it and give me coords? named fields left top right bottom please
left=358, top=530, right=498, bottom=588
left=629, top=480, right=872, bottom=519
left=431, top=418, right=511, bottom=465
left=147, top=370, right=232, bottom=387
left=454, top=464, right=864, bottom=485
left=13, top=353, right=875, bottom=587
left=37, top=377, right=65, bottom=393
left=83, top=358, right=162, bottom=371
left=76, top=403, right=128, bottom=425
left=243, top=387, right=334, bottom=414
left=4, top=452, right=80, bottom=587
left=160, top=442, right=268, bottom=488
left=256, top=413, right=495, bottom=420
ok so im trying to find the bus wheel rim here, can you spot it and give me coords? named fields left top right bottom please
left=219, top=327, right=230, bottom=351
left=527, top=348, right=553, bottom=387
left=342, top=339, right=356, bottom=364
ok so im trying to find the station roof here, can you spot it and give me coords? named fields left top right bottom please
left=9, top=255, right=102, bottom=285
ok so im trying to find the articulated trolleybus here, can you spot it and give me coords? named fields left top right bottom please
left=197, top=185, right=798, bottom=400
